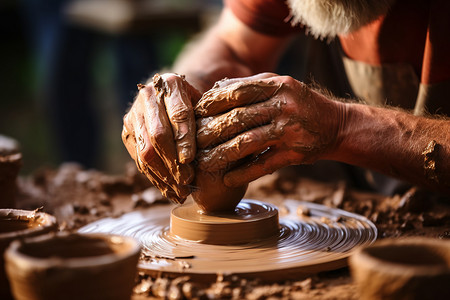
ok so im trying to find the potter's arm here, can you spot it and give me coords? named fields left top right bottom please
left=172, top=7, right=290, bottom=93
left=326, top=103, right=450, bottom=193
left=194, top=77, right=450, bottom=194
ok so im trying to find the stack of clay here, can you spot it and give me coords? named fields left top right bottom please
left=0, top=209, right=57, bottom=299
left=0, top=135, right=22, bottom=208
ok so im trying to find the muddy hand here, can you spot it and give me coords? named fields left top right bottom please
left=122, top=73, right=201, bottom=204
left=195, top=74, right=345, bottom=188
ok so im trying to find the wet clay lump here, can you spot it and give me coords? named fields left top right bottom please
left=191, top=170, right=248, bottom=213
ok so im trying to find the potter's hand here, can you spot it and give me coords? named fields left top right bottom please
left=122, top=73, right=201, bottom=204
left=195, top=74, right=345, bottom=187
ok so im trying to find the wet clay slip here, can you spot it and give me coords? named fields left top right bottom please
left=5, top=233, right=141, bottom=300
left=350, top=237, right=450, bottom=300
left=0, top=209, right=57, bottom=299
left=80, top=199, right=377, bottom=281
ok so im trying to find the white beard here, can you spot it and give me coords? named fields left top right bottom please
left=286, top=0, right=395, bottom=39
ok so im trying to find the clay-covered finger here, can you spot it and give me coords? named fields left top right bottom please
left=212, top=73, right=278, bottom=89
left=122, top=108, right=169, bottom=192
left=134, top=111, right=191, bottom=199
left=223, top=148, right=291, bottom=187
left=137, top=137, right=191, bottom=200
left=151, top=75, right=196, bottom=184
left=135, top=154, right=186, bottom=204
left=158, top=74, right=197, bottom=164
left=143, top=166, right=189, bottom=204
left=140, top=80, right=190, bottom=185
left=121, top=113, right=137, bottom=161
left=195, top=81, right=282, bottom=117
left=196, top=124, right=277, bottom=172
left=197, top=100, right=282, bottom=149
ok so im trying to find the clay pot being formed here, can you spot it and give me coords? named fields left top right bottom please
left=191, top=170, right=248, bottom=213
left=5, top=232, right=141, bottom=300
left=350, top=237, right=450, bottom=300
left=0, top=209, right=57, bottom=299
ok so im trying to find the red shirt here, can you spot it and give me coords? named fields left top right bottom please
left=225, top=0, right=450, bottom=85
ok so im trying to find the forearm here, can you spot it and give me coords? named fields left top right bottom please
left=330, top=103, right=450, bottom=193
left=172, top=27, right=253, bottom=93
left=172, top=8, right=290, bottom=93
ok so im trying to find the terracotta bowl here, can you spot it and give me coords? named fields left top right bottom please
left=0, top=209, right=57, bottom=299
left=5, top=233, right=141, bottom=300
left=350, top=237, right=450, bottom=300
left=0, top=135, right=22, bottom=208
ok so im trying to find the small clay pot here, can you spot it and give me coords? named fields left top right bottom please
left=5, top=233, right=141, bottom=300
left=0, top=209, right=57, bottom=299
left=0, top=135, right=22, bottom=208
left=192, top=170, right=248, bottom=213
left=350, top=237, right=450, bottom=300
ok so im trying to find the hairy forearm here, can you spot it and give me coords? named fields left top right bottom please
left=172, top=28, right=253, bottom=93
left=330, top=103, right=450, bottom=192
left=172, top=8, right=289, bottom=93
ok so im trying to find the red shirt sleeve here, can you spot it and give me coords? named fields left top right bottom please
left=225, top=0, right=302, bottom=36
left=421, top=0, right=450, bottom=84
left=339, top=0, right=450, bottom=84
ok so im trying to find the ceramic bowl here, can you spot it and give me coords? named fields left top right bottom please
left=0, top=209, right=57, bottom=299
left=5, top=232, right=141, bottom=300
left=0, top=135, right=22, bottom=208
left=350, top=237, right=450, bottom=300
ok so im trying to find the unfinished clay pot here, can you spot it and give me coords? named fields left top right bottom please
left=0, top=209, right=57, bottom=299
left=5, top=233, right=141, bottom=300
left=350, top=237, right=450, bottom=300
left=191, top=170, right=248, bottom=213
left=0, top=135, right=22, bottom=208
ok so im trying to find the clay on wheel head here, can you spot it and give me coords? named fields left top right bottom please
left=191, top=170, right=247, bottom=213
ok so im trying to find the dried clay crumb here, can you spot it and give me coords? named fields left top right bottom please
left=422, top=140, right=439, bottom=183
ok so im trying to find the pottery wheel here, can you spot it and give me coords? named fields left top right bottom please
left=80, top=199, right=377, bottom=281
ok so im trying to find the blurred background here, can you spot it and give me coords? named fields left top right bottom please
left=0, top=0, right=345, bottom=181
left=0, top=0, right=221, bottom=174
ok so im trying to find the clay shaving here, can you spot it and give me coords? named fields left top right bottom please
left=422, top=140, right=439, bottom=183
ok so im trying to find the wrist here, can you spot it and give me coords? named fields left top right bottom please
left=321, top=100, right=350, bottom=161
left=325, top=102, right=379, bottom=164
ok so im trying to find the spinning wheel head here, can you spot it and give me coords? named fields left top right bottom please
left=170, top=200, right=279, bottom=244
left=80, top=199, right=378, bottom=281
